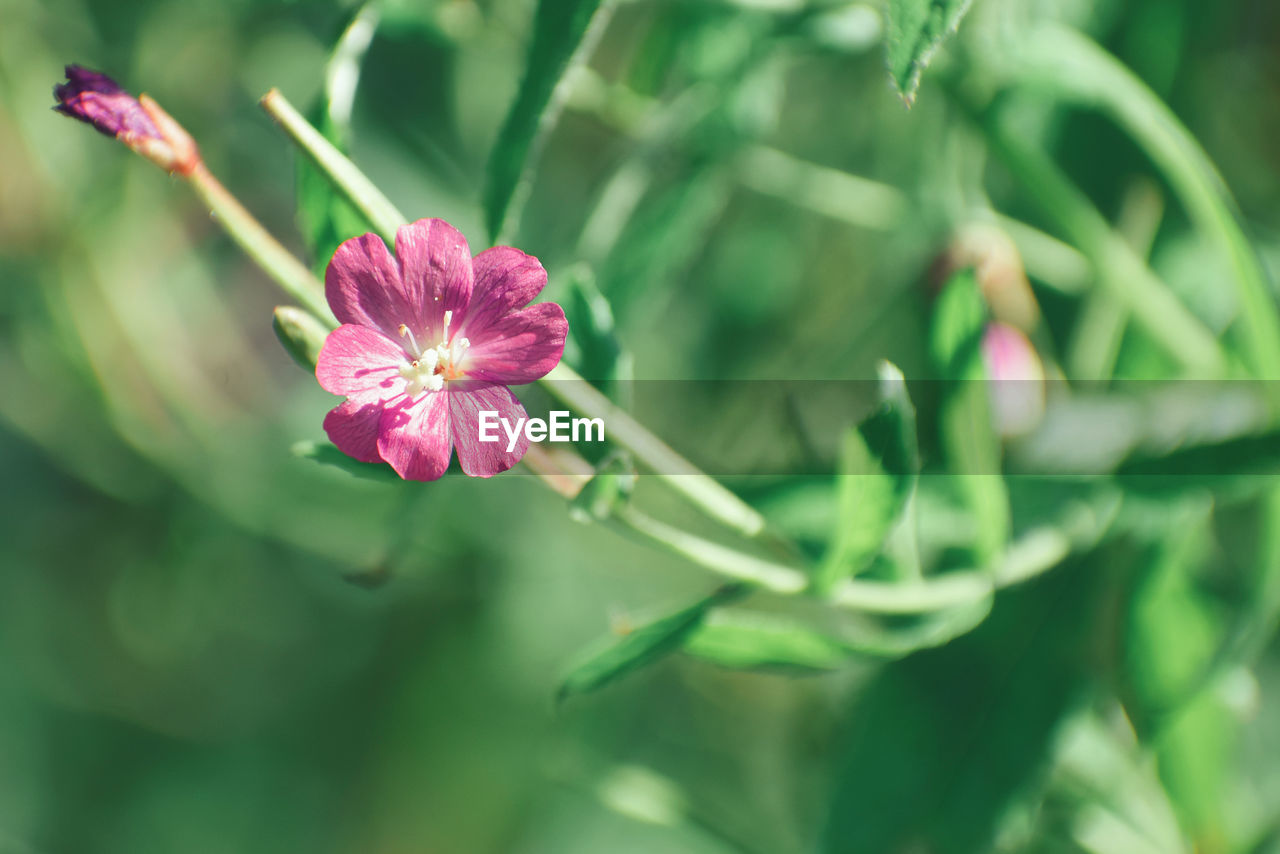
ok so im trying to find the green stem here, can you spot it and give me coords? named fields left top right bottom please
left=611, top=506, right=805, bottom=593
left=965, top=96, right=1227, bottom=376
left=187, top=164, right=334, bottom=324
left=614, top=505, right=1070, bottom=615
left=260, top=88, right=405, bottom=244
left=545, top=362, right=768, bottom=540
left=1011, top=26, right=1280, bottom=382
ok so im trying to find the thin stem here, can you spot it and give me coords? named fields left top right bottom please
left=610, top=505, right=806, bottom=594
left=1012, top=26, right=1280, bottom=382
left=187, top=164, right=335, bottom=324
left=260, top=88, right=405, bottom=244
left=612, top=505, right=1070, bottom=615
left=543, top=362, right=768, bottom=541
left=963, top=95, right=1228, bottom=376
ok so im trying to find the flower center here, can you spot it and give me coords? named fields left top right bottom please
left=397, top=310, right=471, bottom=397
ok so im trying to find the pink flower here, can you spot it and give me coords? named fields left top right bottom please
left=315, top=218, right=567, bottom=480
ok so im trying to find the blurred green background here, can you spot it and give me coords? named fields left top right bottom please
left=3, top=0, right=1280, bottom=851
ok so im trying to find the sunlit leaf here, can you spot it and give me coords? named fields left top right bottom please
left=885, top=0, right=973, bottom=105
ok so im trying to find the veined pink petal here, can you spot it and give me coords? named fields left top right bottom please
left=316, top=324, right=407, bottom=397
left=395, top=219, right=473, bottom=344
left=457, top=246, right=547, bottom=339
left=326, top=233, right=417, bottom=338
left=377, top=391, right=452, bottom=481
left=449, top=383, right=529, bottom=477
left=464, top=302, right=568, bottom=385
left=323, top=394, right=386, bottom=463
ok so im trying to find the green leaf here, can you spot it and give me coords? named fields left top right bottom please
left=297, top=112, right=376, bottom=276
left=557, top=584, right=745, bottom=702
left=296, top=8, right=380, bottom=274
left=822, top=557, right=1103, bottom=853
left=814, top=361, right=919, bottom=592
left=569, top=454, right=637, bottom=523
left=291, top=440, right=401, bottom=483
left=885, top=0, right=973, bottom=105
left=931, top=270, right=1009, bottom=566
left=683, top=611, right=853, bottom=672
left=563, top=264, right=633, bottom=406
left=483, top=0, right=611, bottom=242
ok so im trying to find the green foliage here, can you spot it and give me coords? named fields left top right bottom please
left=296, top=109, right=376, bottom=275
left=558, top=585, right=746, bottom=701
left=295, top=8, right=379, bottom=273
left=886, top=0, right=973, bottom=104
left=814, top=361, right=919, bottom=592
left=822, top=562, right=1100, bottom=853
left=562, top=265, right=632, bottom=405
left=682, top=611, right=851, bottom=672
left=291, top=440, right=400, bottom=483
left=13, top=0, right=1280, bottom=849
left=930, top=270, right=1009, bottom=566
left=483, top=0, right=609, bottom=242
left=569, top=454, right=636, bottom=523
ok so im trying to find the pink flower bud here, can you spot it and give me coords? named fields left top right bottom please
left=982, top=322, right=1045, bottom=438
left=54, top=65, right=199, bottom=175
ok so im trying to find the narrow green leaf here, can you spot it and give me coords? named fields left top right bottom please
left=886, top=0, right=973, bottom=105
left=814, top=361, right=919, bottom=592
left=558, top=584, right=745, bottom=701
left=931, top=270, right=1009, bottom=566
left=296, top=7, right=380, bottom=274
left=483, top=0, right=611, bottom=242
left=291, top=440, right=400, bottom=483
left=683, top=611, right=852, bottom=672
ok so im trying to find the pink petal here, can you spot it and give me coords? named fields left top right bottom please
left=376, top=391, right=453, bottom=481
left=323, top=394, right=386, bottom=463
left=325, top=233, right=417, bottom=339
left=457, top=246, right=547, bottom=339
left=315, top=324, right=407, bottom=397
left=449, top=383, right=529, bottom=477
left=463, top=303, right=568, bottom=385
left=395, top=219, right=474, bottom=344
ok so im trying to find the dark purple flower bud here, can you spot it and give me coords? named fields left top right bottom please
left=53, top=65, right=199, bottom=174
left=54, top=65, right=160, bottom=140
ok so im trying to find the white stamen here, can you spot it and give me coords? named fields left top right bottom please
left=398, top=323, right=422, bottom=357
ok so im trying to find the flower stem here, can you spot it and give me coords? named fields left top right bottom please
left=260, top=88, right=404, bottom=244
left=186, top=163, right=335, bottom=324
left=542, top=362, right=768, bottom=541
